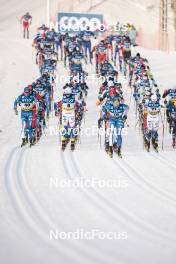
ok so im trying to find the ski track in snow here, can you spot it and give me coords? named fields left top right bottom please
left=4, top=147, right=119, bottom=264
left=69, top=152, right=176, bottom=243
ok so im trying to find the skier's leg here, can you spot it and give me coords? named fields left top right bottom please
left=60, top=43, right=63, bottom=61
left=105, top=121, right=110, bottom=152
left=114, top=49, right=117, bottom=66
left=27, top=29, right=29, bottom=39
left=21, top=114, right=28, bottom=146
left=88, top=42, right=92, bottom=63
left=23, top=29, right=25, bottom=38
left=28, top=113, right=34, bottom=145
left=117, top=127, right=123, bottom=148
left=145, top=130, right=151, bottom=151
left=152, top=130, right=159, bottom=150
left=21, top=114, right=27, bottom=139
left=109, top=122, right=115, bottom=147
left=172, top=121, right=176, bottom=147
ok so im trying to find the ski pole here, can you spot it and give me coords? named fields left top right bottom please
left=160, top=111, right=165, bottom=150
left=135, top=119, right=139, bottom=128
left=162, top=123, right=165, bottom=151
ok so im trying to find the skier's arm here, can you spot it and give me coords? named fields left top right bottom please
left=162, top=89, right=169, bottom=98
left=166, top=104, right=171, bottom=122
left=14, top=95, right=22, bottom=114
left=122, top=105, right=129, bottom=120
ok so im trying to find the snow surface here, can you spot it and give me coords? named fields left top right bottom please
left=0, top=1, right=176, bottom=264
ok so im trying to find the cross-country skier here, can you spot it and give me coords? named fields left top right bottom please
left=102, top=97, right=129, bottom=157
left=143, top=94, right=161, bottom=152
left=20, top=12, right=32, bottom=39
left=14, top=86, right=37, bottom=147
left=55, top=87, right=80, bottom=151
left=163, top=88, right=176, bottom=148
left=80, top=26, right=95, bottom=63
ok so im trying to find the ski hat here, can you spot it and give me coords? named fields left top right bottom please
left=24, top=87, right=30, bottom=96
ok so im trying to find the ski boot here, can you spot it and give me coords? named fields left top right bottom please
left=21, top=138, right=27, bottom=147
left=172, top=138, right=176, bottom=149
left=61, top=140, right=67, bottom=151
left=113, top=143, right=118, bottom=154
left=32, top=137, right=37, bottom=146
left=105, top=142, right=109, bottom=153
left=98, top=118, right=103, bottom=129
left=117, top=146, right=122, bottom=158
left=108, top=146, right=113, bottom=158
left=144, top=137, right=150, bottom=152
left=70, top=140, right=75, bottom=151
left=152, top=138, right=159, bottom=153
left=29, top=138, right=35, bottom=147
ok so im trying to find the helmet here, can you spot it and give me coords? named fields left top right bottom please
left=24, top=87, right=30, bottom=96
left=64, top=87, right=72, bottom=95
left=171, top=99, right=176, bottom=106
left=28, top=85, right=33, bottom=93
left=145, top=91, right=151, bottom=97
left=36, top=79, right=41, bottom=85
left=151, top=94, right=157, bottom=102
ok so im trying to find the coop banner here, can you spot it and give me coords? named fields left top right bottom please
left=58, top=12, right=104, bottom=32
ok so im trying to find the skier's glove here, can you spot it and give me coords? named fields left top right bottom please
left=98, top=118, right=103, bottom=129
left=14, top=109, right=18, bottom=115
left=123, top=115, right=127, bottom=121
left=167, top=117, right=171, bottom=123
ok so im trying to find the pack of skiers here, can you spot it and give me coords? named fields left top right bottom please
left=15, top=20, right=176, bottom=155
